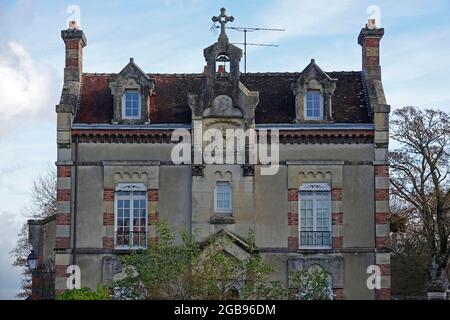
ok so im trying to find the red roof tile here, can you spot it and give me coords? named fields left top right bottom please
left=74, top=71, right=371, bottom=124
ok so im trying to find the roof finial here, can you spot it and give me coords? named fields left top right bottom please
left=212, top=7, right=234, bottom=39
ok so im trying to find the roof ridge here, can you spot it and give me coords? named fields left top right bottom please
left=82, top=71, right=363, bottom=77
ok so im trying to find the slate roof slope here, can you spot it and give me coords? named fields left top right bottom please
left=74, top=71, right=371, bottom=124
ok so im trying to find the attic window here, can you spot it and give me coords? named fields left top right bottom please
left=304, top=91, right=324, bottom=120
left=123, top=90, right=141, bottom=119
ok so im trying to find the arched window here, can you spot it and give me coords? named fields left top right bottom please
left=216, top=54, right=230, bottom=75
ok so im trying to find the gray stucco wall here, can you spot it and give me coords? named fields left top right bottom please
left=159, top=165, right=191, bottom=237
left=254, top=165, right=289, bottom=248
left=77, top=254, right=104, bottom=290
left=342, top=165, right=375, bottom=248
left=75, top=166, right=104, bottom=248
left=343, top=253, right=375, bottom=300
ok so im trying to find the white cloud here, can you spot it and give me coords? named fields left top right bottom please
left=0, top=211, right=25, bottom=300
left=0, top=41, right=59, bottom=137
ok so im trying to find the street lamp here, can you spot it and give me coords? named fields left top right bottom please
left=27, top=250, right=38, bottom=274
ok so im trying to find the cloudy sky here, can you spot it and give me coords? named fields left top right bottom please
left=0, top=0, right=449, bottom=299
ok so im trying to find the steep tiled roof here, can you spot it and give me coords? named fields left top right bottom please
left=74, top=71, right=371, bottom=124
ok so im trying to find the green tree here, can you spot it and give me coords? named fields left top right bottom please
left=111, top=221, right=286, bottom=300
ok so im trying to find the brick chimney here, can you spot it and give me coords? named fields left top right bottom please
left=358, top=19, right=384, bottom=80
left=61, top=21, right=87, bottom=82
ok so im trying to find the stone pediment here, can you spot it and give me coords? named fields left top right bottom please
left=292, top=59, right=337, bottom=95
left=110, top=58, right=154, bottom=89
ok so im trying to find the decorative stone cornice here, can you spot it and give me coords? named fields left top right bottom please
left=72, top=129, right=175, bottom=143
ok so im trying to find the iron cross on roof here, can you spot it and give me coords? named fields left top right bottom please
left=212, top=7, right=234, bottom=36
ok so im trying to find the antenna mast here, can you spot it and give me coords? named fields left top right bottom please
left=216, top=26, right=286, bottom=73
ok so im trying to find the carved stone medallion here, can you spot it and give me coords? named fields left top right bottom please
left=213, top=95, right=233, bottom=115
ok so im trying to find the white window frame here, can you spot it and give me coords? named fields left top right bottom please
left=298, top=183, right=332, bottom=250
left=122, top=90, right=141, bottom=120
left=304, top=91, right=324, bottom=120
left=214, top=181, right=233, bottom=214
left=114, top=183, right=148, bottom=250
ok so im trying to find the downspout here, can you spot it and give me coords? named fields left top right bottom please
left=72, top=139, right=79, bottom=265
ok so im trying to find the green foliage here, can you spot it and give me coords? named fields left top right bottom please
left=391, top=255, right=428, bottom=298
left=111, top=220, right=287, bottom=300
left=289, top=269, right=332, bottom=300
left=56, top=285, right=111, bottom=300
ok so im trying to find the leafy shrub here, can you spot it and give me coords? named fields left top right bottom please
left=56, top=285, right=111, bottom=300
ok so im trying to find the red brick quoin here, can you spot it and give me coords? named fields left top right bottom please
left=332, top=212, right=343, bottom=225
left=288, top=212, right=298, bottom=226
left=376, top=236, right=391, bottom=249
left=332, top=188, right=342, bottom=201
left=288, top=189, right=298, bottom=201
left=376, top=212, right=389, bottom=224
left=56, top=213, right=71, bottom=225
left=376, top=288, right=391, bottom=300
left=103, top=237, right=114, bottom=250
left=333, top=237, right=343, bottom=249
left=333, top=288, right=344, bottom=300
left=288, top=237, right=298, bottom=253
left=375, top=165, right=389, bottom=177
left=55, top=265, right=69, bottom=277
left=103, top=212, right=114, bottom=226
left=148, top=189, right=159, bottom=201
left=57, top=189, right=71, bottom=202
left=55, top=237, right=70, bottom=249
left=57, top=165, right=71, bottom=177
left=376, top=189, right=389, bottom=201
left=103, top=189, right=115, bottom=201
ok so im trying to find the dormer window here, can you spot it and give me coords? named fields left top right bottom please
left=109, top=58, right=155, bottom=124
left=305, top=91, right=324, bottom=120
left=291, top=59, right=337, bottom=123
left=123, top=90, right=141, bottom=119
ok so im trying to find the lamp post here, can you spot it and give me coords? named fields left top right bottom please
left=27, top=250, right=38, bottom=275
left=27, top=249, right=41, bottom=299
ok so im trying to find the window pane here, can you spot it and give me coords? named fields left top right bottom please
left=124, top=91, right=140, bottom=118
left=216, top=182, right=231, bottom=211
left=299, top=189, right=331, bottom=247
left=306, top=92, right=322, bottom=119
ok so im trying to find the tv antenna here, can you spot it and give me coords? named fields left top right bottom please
left=213, top=25, right=286, bottom=73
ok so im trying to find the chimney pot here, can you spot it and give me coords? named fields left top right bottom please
left=367, top=18, right=377, bottom=30
left=68, top=20, right=79, bottom=30
left=203, top=65, right=208, bottom=74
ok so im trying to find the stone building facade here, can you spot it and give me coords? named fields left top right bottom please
left=30, top=10, right=391, bottom=300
